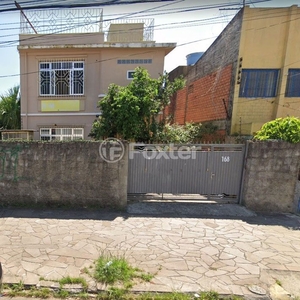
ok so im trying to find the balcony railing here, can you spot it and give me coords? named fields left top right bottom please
left=20, top=7, right=154, bottom=42
left=20, top=8, right=104, bottom=34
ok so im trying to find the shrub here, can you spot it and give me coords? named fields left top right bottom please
left=254, top=117, right=300, bottom=143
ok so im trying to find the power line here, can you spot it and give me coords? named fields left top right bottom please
left=0, top=0, right=179, bottom=13
left=1, top=3, right=297, bottom=47
left=0, top=36, right=218, bottom=79
left=0, top=0, right=186, bottom=46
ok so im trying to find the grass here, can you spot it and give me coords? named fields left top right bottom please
left=93, top=254, right=154, bottom=288
left=275, top=279, right=282, bottom=286
left=137, top=292, right=192, bottom=300
left=0, top=258, right=244, bottom=300
left=198, top=291, right=219, bottom=300
left=1, top=284, right=244, bottom=300
left=93, top=291, right=243, bottom=300
left=94, top=255, right=139, bottom=285
left=58, top=276, right=88, bottom=291
left=4, top=284, right=51, bottom=299
left=53, top=289, right=70, bottom=299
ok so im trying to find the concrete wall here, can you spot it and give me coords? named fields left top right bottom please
left=19, top=33, right=105, bottom=45
left=295, top=181, right=300, bottom=213
left=107, top=24, right=145, bottom=42
left=0, top=141, right=128, bottom=209
left=242, top=141, right=300, bottom=213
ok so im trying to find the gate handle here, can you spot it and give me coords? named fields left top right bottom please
left=211, top=173, right=215, bottom=179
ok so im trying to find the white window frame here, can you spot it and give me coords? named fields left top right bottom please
left=40, top=128, right=84, bottom=141
left=39, top=61, right=84, bottom=96
left=127, top=70, right=135, bottom=80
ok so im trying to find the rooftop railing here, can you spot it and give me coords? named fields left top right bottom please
left=20, top=8, right=154, bottom=41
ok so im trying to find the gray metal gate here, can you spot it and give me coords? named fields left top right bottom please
left=128, top=144, right=245, bottom=200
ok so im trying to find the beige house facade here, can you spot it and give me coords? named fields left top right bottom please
left=18, top=8, right=175, bottom=140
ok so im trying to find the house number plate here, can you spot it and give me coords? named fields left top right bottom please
left=222, top=156, right=230, bottom=163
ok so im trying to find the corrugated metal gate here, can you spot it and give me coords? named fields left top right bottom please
left=128, top=144, right=245, bottom=201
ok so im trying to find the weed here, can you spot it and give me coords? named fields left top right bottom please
left=94, top=255, right=137, bottom=285
left=222, top=296, right=243, bottom=300
left=54, top=289, right=70, bottom=299
left=107, top=286, right=127, bottom=299
left=11, top=281, right=24, bottom=292
left=199, top=291, right=219, bottom=300
left=275, top=279, right=282, bottom=286
left=6, top=289, right=27, bottom=297
left=77, top=292, right=90, bottom=299
left=138, top=292, right=192, bottom=299
left=58, top=276, right=88, bottom=291
left=93, top=254, right=155, bottom=290
left=124, top=281, right=133, bottom=290
left=82, top=267, right=91, bottom=275
left=29, top=287, right=51, bottom=299
left=139, top=273, right=154, bottom=282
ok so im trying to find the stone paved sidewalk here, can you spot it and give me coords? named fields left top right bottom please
left=0, top=204, right=300, bottom=298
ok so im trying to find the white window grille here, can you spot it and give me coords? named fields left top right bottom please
left=39, top=61, right=84, bottom=96
left=40, top=128, right=84, bottom=141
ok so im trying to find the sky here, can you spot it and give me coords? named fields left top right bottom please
left=0, top=0, right=298, bottom=94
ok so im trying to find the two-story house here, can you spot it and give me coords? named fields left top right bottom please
left=18, top=7, right=175, bottom=140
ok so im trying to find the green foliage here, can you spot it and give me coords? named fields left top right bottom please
left=54, top=289, right=70, bottom=299
left=254, top=116, right=300, bottom=143
left=139, top=272, right=154, bottom=282
left=90, top=67, right=185, bottom=142
left=29, top=287, right=52, bottom=299
left=94, top=255, right=138, bottom=285
left=58, top=276, right=88, bottom=291
left=10, top=281, right=24, bottom=292
left=154, top=123, right=201, bottom=144
left=93, top=253, right=154, bottom=294
left=198, top=291, right=219, bottom=300
left=106, top=286, right=127, bottom=299
left=154, top=122, right=218, bottom=144
left=0, top=85, right=21, bottom=130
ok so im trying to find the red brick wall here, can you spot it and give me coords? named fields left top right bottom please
left=165, top=64, right=233, bottom=126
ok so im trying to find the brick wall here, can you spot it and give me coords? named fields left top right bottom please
left=166, top=64, right=233, bottom=135
left=165, top=9, right=244, bottom=135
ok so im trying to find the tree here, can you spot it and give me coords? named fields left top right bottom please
left=0, top=85, right=21, bottom=130
left=90, top=67, right=185, bottom=142
left=254, top=116, right=300, bottom=144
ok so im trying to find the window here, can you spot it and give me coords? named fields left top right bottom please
left=285, top=69, right=300, bottom=97
left=40, top=128, right=84, bottom=141
left=239, top=69, right=280, bottom=98
left=39, top=61, right=84, bottom=96
left=127, top=70, right=135, bottom=80
left=117, top=59, right=152, bottom=64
